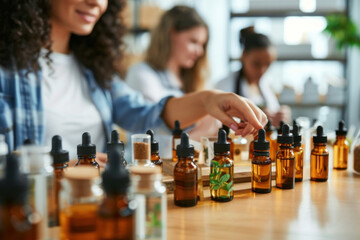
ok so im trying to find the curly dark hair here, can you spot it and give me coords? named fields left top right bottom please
left=0, top=0, right=126, bottom=88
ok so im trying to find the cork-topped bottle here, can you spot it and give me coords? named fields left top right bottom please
left=174, top=133, right=198, bottom=207
left=210, top=129, right=234, bottom=201
left=293, top=123, right=304, bottom=182
left=50, top=135, right=69, bottom=226
left=252, top=129, right=272, bottom=193
left=311, top=126, right=329, bottom=182
left=146, top=130, right=163, bottom=170
left=76, top=132, right=100, bottom=175
left=97, top=148, right=134, bottom=240
left=107, top=130, right=127, bottom=168
left=276, top=124, right=295, bottom=189
left=0, top=154, right=40, bottom=239
left=333, top=120, right=349, bottom=170
left=172, top=120, right=183, bottom=162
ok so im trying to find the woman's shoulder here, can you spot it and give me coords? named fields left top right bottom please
left=126, top=61, right=162, bottom=85
left=214, top=71, right=239, bottom=92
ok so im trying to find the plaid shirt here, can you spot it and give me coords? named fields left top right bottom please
left=0, top=66, right=171, bottom=152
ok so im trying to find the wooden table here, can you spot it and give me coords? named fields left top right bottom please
left=166, top=164, right=360, bottom=240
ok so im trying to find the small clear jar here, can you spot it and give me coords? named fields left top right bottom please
left=59, top=167, right=103, bottom=240
left=351, top=129, right=360, bottom=175
left=130, top=166, right=167, bottom=240
left=131, top=134, right=154, bottom=168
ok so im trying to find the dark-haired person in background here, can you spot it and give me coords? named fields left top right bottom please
left=0, top=1, right=267, bottom=164
left=216, top=26, right=290, bottom=127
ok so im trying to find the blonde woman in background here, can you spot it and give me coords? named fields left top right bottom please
left=126, top=5, right=220, bottom=150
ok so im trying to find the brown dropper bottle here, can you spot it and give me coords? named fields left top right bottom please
left=311, top=126, right=329, bottom=181
left=265, top=121, right=277, bottom=163
left=275, top=121, right=285, bottom=154
left=293, top=123, right=304, bottom=182
left=172, top=120, right=183, bottom=162
left=97, top=147, right=134, bottom=240
left=107, top=130, right=127, bottom=168
left=0, top=154, right=40, bottom=239
left=276, top=124, right=295, bottom=189
left=333, top=120, right=349, bottom=170
left=252, top=129, right=272, bottom=193
left=50, top=135, right=69, bottom=227
left=146, top=129, right=163, bottom=171
left=174, top=133, right=198, bottom=207
left=75, top=132, right=100, bottom=175
left=210, top=129, right=234, bottom=201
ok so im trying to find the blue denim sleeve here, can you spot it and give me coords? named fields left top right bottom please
left=110, top=78, right=172, bottom=134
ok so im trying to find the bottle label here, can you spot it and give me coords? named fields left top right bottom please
left=210, top=161, right=233, bottom=198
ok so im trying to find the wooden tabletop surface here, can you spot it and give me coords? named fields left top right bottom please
left=166, top=162, right=360, bottom=240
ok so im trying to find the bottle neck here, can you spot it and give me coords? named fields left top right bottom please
left=54, top=162, right=69, bottom=169
left=336, top=135, right=346, bottom=140
left=279, top=143, right=293, bottom=149
left=215, top=151, right=230, bottom=156
left=78, top=155, right=96, bottom=161
left=178, top=156, right=194, bottom=162
left=314, top=142, right=326, bottom=147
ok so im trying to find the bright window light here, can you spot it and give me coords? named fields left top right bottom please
left=299, top=0, right=317, bottom=13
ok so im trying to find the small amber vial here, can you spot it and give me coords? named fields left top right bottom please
left=333, top=120, right=349, bottom=170
left=274, top=121, right=284, bottom=162
left=172, top=120, right=183, bottom=162
left=252, top=129, right=272, bottom=193
left=147, top=130, right=163, bottom=171
left=50, top=135, right=69, bottom=226
left=174, top=133, right=198, bottom=207
left=75, top=132, right=100, bottom=175
left=276, top=124, right=295, bottom=189
left=293, top=123, right=304, bottom=182
left=248, top=137, right=257, bottom=162
left=311, top=126, right=329, bottom=182
left=210, top=129, right=234, bottom=201
left=97, top=148, right=134, bottom=240
left=0, top=155, right=40, bottom=240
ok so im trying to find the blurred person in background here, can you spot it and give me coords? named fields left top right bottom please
left=216, top=26, right=290, bottom=127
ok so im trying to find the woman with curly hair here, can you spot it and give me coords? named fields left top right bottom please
left=0, top=0, right=267, bottom=164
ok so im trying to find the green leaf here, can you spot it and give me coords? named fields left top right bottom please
left=225, top=182, right=233, bottom=191
left=219, top=174, right=230, bottom=184
left=210, top=179, right=219, bottom=185
left=211, top=161, right=220, bottom=167
left=209, top=173, right=216, bottom=178
left=212, top=184, right=222, bottom=190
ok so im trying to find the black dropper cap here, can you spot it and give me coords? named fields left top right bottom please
left=77, top=132, right=96, bottom=156
left=173, top=120, right=183, bottom=136
left=102, top=148, right=129, bottom=194
left=107, top=130, right=124, bottom=155
left=222, top=124, right=230, bottom=138
left=50, top=135, right=69, bottom=165
left=335, top=120, right=347, bottom=136
left=313, top=125, right=327, bottom=144
left=293, top=123, right=302, bottom=146
left=176, top=133, right=194, bottom=158
left=0, top=154, right=29, bottom=204
left=277, top=121, right=285, bottom=135
left=214, top=129, right=230, bottom=153
left=254, top=129, right=270, bottom=153
left=277, top=124, right=294, bottom=144
left=146, top=129, right=159, bottom=153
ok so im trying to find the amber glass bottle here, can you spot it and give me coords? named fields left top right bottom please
left=146, top=130, right=163, bottom=170
left=75, top=132, right=100, bottom=175
left=0, top=154, right=40, bottom=239
left=333, top=120, right=349, bottom=170
left=210, top=129, right=234, bottom=201
left=252, top=129, right=272, bottom=193
left=292, top=123, right=304, bottom=182
left=97, top=148, right=134, bottom=240
left=276, top=124, right=295, bottom=189
left=172, top=120, right=183, bottom=162
left=248, top=136, right=257, bottom=162
left=107, top=130, right=127, bottom=168
left=311, top=126, right=329, bottom=181
left=50, top=135, right=69, bottom=227
left=222, top=125, right=234, bottom=160
left=59, top=167, right=102, bottom=240
left=265, top=121, right=276, bottom=163
left=275, top=121, right=285, bottom=154
left=174, top=133, right=198, bottom=207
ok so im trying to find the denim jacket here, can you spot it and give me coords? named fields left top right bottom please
left=0, top=66, right=171, bottom=152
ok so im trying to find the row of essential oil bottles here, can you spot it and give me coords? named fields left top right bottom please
left=250, top=120, right=349, bottom=193
left=0, top=129, right=167, bottom=240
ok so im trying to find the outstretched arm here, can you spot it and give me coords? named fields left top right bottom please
left=162, top=90, right=267, bottom=136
